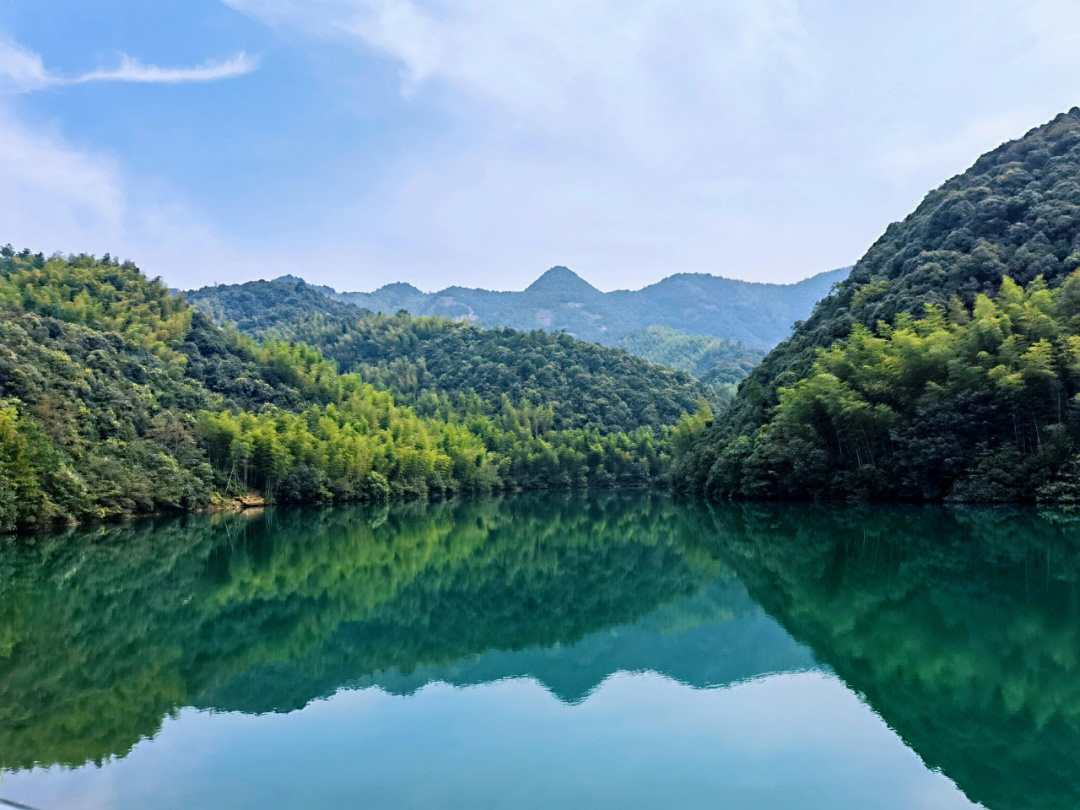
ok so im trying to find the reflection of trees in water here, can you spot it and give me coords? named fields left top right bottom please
left=0, top=494, right=725, bottom=770
left=707, top=503, right=1080, bottom=810
left=4, top=497, right=1079, bottom=810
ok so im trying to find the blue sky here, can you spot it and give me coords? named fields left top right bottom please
left=2, top=1, right=1079, bottom=291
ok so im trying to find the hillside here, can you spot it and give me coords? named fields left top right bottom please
left=187, top=276, right=720, bottom=432
left=615, top=327, right=763, bottom=393
left=332, top=265, right=848, bottom=352
left=0, top=249, right=691, bottom=533
left=678, top=108, right=1080, bottom=502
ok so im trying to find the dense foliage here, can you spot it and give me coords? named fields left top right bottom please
left=187, top=276, right=717, bottom=432
left=333, top=264, right=847, bottom=352
left=690, top=274, right=1080, bottom=500
left=0, top=249, right=683, bottom=532
left=615, top=326, right=763, bottom=394
left=681, top=108, right=1080, bottom=501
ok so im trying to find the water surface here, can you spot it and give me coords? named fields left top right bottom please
left=1, top=494, right=1078, bottom=809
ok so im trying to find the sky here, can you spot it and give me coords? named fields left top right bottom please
left=1, top=1, right=1079, bottom=292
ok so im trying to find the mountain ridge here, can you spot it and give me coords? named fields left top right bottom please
left=185, top=274, right=722, bottom=433
left=326, top=266, right=849, bottom=351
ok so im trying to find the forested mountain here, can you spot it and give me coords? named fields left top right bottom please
left=332, top=265, right=848, bottom=351
left=615, top=327, right=763, bottom=393
left=187, top=276, right=719, bottom=430
left=677, top=107, right=1080, bottom=502
left=0, top=249, right=695, bottom=533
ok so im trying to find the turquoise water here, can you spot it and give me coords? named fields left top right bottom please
left=1, top=494, right=1078, bottom=809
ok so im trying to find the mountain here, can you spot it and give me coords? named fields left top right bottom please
left=0, top=249, right=700, bottom=533
left=333, top=265, right=849, bottom=352
left=615, top=326, right=763, bottom=391
left=187, top=276, right=720, bottom=433
left=526, top=265, right=605, bottom=299
left=677, top=107, right=1080, bottom=502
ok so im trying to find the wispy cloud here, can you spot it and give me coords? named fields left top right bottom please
left=0, top=35, right=51, bottom=92
left=0, top=34, right=258, bottom=93
left=218, top=0, right=1080, bottom=289
left=224, top=0, right=819, bottom=162
left=8, top=1, right=1080, bottom=292
left=0, top=99, right=273, bottom=286
left=72, top=52, right=260, bottom=85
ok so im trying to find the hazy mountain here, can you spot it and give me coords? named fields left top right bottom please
left=333, top=266, right=850, bottom=352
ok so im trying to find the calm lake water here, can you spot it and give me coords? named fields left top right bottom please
left=1, top=494, right=1078, bottom=810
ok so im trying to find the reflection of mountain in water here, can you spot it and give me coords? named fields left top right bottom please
left=0, top=494, right=809, bottom=770
left=3, top=496, right=1080, bottom=810
left=712, top=504, right=1080, bottom=810
left=211, top=577, right=815, bottom=708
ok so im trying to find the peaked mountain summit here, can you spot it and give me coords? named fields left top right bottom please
left=333, top=266, right=849, bottom=352
left=524, top=266, right=602, bottom=298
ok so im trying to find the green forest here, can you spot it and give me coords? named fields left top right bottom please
left=0, top=249, right=701, bottom=533
left=7, top=109, right=1080, bottom=526
left=683, top=273, right=1080, bottom=500
left=186, top=276, right=719, bottom=430
left=677, top=107, right=1080, bottom=502
left=615, top=326, right=763, bottom=394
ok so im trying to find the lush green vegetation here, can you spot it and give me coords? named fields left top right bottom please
left=187, top=276, right=718, bottom=432
left=615, top=326, right=763, bottom=394
left=333, top=264, right=848, bottom=352
left=0, top=495, right=722, bottom=768
left=688, top=273, right=1080, bottom=500
left=0, top=249, right=689, bottom=532
left=680, top=108, right=1080, bottom=501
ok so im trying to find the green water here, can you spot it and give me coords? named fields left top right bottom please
left=1, top=494, right=1078, bottom=809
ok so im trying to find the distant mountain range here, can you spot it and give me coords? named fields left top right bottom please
left=328, top=266, right=850, bottom=352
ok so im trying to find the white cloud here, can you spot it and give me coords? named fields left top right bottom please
left=9, top=2, right=1080, bottom=292
left=0, top=102, right=269, bottom=286
left=217, top=0, right=837, bottom=287
left=0, top=112, right=124, bottom=239
left=0, top=35, right=52, bottom=92
left=0, top=34, right=258, bottom=93
left=225, top=0, right=818, bottom=160
left=0, top=31, right=265, bottom=285
left=72, top=52, right=260, bottom=85
left=215, top=0, right=1080, bottom=289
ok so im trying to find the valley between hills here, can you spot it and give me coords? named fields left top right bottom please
left=5, top=109, right=1080, bottom=532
